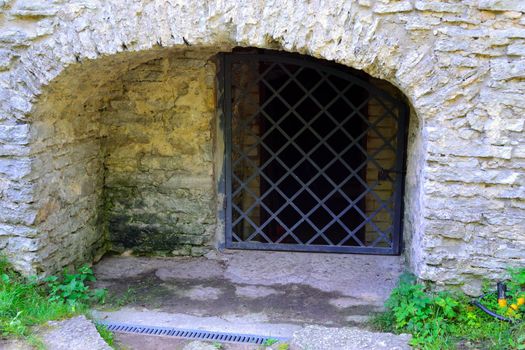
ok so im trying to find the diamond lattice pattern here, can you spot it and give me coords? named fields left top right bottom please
left=227, top=56, right=405, bottom=252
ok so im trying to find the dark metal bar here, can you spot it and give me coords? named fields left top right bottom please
left=223, top=54, right=233, bottom=247
left=392, top=102, right=409, bottom=254
left=225, top=52, right=403, bottom=107
left=228, top=241, right=395, bottom=255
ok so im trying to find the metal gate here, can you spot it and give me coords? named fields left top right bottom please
left=218, top=51, right=408, bottom=255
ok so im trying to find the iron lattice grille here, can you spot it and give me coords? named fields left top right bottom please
left=220, top=52, right=408, bottom=254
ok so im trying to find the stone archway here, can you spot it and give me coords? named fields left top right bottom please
left=2, top=2, right=431, bottom=277
left=20, top=44, right=421, bottom=276
left=26, top=47, right=226, bottom=273
left=3, top=0, right=523, bottom=294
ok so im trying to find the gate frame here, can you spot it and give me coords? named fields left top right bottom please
left=218, top=50, right=409, bottom=255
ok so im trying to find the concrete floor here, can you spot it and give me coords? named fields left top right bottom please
left=92, top=250, right=404, bottom=346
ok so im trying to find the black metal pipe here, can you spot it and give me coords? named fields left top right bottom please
left=471, top=298, right=515, bottom=323
left=471, top=286, right=521, bottom=323
left=497, top=282, right=507, bottom=301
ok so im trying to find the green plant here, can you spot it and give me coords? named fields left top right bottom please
left=111, top=287, right=137, bottom=308
left=0, top=259, right=74, bottom=338
left=508, top=267, right=525, bottom=310
left=381, top=274, right=461, bottom=347
left=372, top=272, right=525, bottom=350
left=212, top=341, right=224, bottom=349
left=476, top=268, right=525, bottom=321
left=0, top=257, right=108, bottom=346
left=44, top=265, right=107, bottom=308
left=509, top=268, right=525, bottom=286
left=263, top=337, right=279, bottom=346
left=509, top=333, right=525, bottom=350
left=95, top=323, right=115, bottom=348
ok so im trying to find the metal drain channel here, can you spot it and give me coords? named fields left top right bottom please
left=99, top=321, right=288, bottom=345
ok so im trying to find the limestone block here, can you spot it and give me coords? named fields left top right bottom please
left=8, top=93, right=32, bottom=114
left=490, top=29, right=525, bottom=39
left=0, top=144, right=31, bottom=156
left=478, top=0, right=525, bottom=12
left=41, top=316, right=111, bottom=350
left=6, top=237, right=40, bottom=252
left=9, top=0, right=59, bottom=17
left=513, top=146, right=525, bottom=158
left=414, top=1, right=465, bottom=13
left=494, top=246, right=525, bottom=259
left=502, top=119, right=523, bottom=132
left=491, top=58, right=525, bottom=80
left=429, top=166, right=521, bottom=185
left=0, top=124, right=29, bottom=144
left=4, top=184, right=34, bottom=203
left=373, top=0, right=413, bottom=14
left=0, top=223, right=37, bottom=237
left=183, top=341, right=216, bottom=350
left=0, top=158, right=31, bottom=180
left=434, top=37, right=504, bottom=55
left=507, top=42, right=525, bottom=56
left=291, top=326, right=412, bottom=350
left=430, top=143, right=513, bottom=159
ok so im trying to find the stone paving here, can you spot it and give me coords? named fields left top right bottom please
left=1, top=251, right=409, bottom=349
left=93, top=251, right=403, bottom=328
left=113, top=327, right=412, bottom=350
left=0, top=316, right=110, bottom=350
left=290, top=325, right=411, bottom=350
left=90, top=252, right=407, bottom=349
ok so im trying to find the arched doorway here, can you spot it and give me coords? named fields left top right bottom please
left=219, top=50, right=408, bottom=254
left=15, top=44, right=419, bottom=279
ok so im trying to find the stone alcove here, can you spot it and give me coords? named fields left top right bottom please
left=26, top=45, right=420, bottom=275
left=28, top=48, right=219, bottom=272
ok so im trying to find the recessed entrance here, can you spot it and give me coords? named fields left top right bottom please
left=219, top=50, right=408, bottom=254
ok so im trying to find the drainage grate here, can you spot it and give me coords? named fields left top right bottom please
left=99, top=321, right=287, bottom=345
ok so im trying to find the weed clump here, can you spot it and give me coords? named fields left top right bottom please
left=372, top=270, right=525, bottom=350
left=0, top=257, right=107, bottom=344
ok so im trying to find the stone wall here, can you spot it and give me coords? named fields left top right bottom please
left=0, top=0, right=523, bottom=293
left=27, top=68, right=106, bottom=274
left=101, top=51, right=216, bottom=256
left=0, top=47, right=222, bottom=274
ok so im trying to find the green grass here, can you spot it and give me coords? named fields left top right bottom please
left=371, top=271, right=525, bottom=350
left=212, top=341, right=224, bottom=349
left=263, top=337, right=279, bottom=346
left=95, top=323, right=115, bottom=347
left=0, top=261, right=77, bottom=338
left=0, top=257, right=110, bottom=347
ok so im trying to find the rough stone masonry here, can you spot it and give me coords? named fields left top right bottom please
left=0, top=0, right=524, bottom=294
